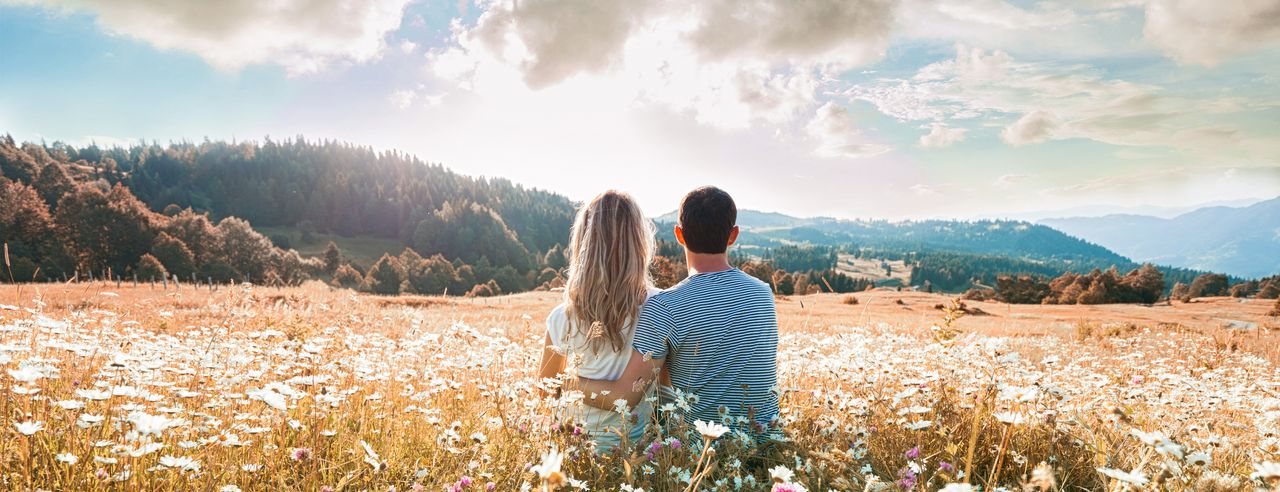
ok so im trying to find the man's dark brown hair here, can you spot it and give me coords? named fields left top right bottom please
left=677, top=186, right=737, bottom=254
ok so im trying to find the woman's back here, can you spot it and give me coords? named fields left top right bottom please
left=546, top=293, right=657, bottom=450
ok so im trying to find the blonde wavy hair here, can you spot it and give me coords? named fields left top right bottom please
left=563, top=190, right=655, bottom=353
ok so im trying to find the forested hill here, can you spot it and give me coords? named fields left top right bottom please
left=658, top=211, right=1128, bottom=265
left=0, top=134, right=575, bottom=295
left=74, top=137, right=572, bottom=254
left=754, top=218, right=1128, bottom=265
left=656, top=211, right=1214, bottom=292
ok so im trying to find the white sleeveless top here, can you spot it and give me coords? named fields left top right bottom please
left=546, top=290, right=658, bottom=450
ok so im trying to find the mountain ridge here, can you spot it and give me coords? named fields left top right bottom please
left=1040, top=197, right=1280, bottom=278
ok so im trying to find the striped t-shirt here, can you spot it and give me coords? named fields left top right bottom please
left=632, top=268, right=779, bottom=431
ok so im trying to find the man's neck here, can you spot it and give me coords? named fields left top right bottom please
left=685, top=251, right=733, bottom=275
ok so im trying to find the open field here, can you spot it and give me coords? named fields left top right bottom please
left=1, top=282, right=1278, bottom=491
left=835, top=255, right=913, bottom=288
left=254, top=226, right=406, bottom=268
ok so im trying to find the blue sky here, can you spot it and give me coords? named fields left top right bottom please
left=1, top=0, right=1277, bottom=219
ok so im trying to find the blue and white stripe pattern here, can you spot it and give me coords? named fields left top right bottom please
left=632, top=268, right=779, bottom=430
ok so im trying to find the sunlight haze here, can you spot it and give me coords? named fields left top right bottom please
left=1, top=0, right=1277, bottom=219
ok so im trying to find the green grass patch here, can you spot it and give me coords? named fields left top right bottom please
left=255, top=226, right=407, bottom=268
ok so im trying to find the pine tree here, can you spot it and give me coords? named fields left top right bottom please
left=364, top=254, right=405, bottom=295
left=322, top=241, right=342, bottom=274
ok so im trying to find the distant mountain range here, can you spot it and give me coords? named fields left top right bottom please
left=981, top=197, right=1268, bottom=222
left=658, top=209, right=1129, bottom=265
left=1040, top=197, right=1280, bottom=279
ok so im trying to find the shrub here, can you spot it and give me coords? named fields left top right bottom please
left=364, top=254, right=406, bottom=295
left=1039, top=265, right=1164, bottom=305
left=134, top=253, right=168, bottom=280
left=466, top=279, right=502, bottom=298
left=199, top=259, right=240, bottom=283
left=994, top=275, right=1049, bottom=304
left=649, top=256, right=687, bottom=289
left=270, top=234, right=292, bottom=250
left=322, top=241, right=342, bottom=274
left=962, top=288, right=995, bottom=301
left=771, top=270, right=795, bottom=295
left=4, top=256, right=39, bottom=282
left=1074, top=322, right=1142, bottom=341
left=1259, top=278, right=1280, bottom=300
left=215, top=217, right=275, bottom=282
left=151, top=232, right=196, bottom=279
left=164, top=209, right=219, bottom=265
left=333, top=264, right=363, bottom=289
left=273, top=249, right=318, bottom=286
left=1230, top=282, right=1258, bottom=298
left=842, top=295, right=859, bottom=305
left=1188, top=273, right=1229, bottom=298
left=405, top=255, right=459, bottom=295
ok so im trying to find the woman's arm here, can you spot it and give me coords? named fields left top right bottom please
left=575, top=349, right=663, bottom=410
left=537, top=332, right=567, bottom=398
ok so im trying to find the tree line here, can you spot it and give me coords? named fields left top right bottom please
left=0, top=135, right=573, bottom=294
left=983, top=265, right=1165, bottom=304
left=981, top=268, right=1279, bottom=305
left=3, top=134, right=1264, bottom=299
left=903, top=249, right=1209, bottom=293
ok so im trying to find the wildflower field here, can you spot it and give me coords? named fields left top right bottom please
left=1, top=282, right=1278, bottom=491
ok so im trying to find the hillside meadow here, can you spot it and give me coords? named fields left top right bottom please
left=1, top=282, right=1278, bottom=491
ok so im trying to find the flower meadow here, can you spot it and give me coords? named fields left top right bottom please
left=1, top=283, right=1279, bottom=491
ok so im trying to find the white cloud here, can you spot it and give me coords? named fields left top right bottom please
left=910, top=183, right=944, bottom=196
left=919, top=123, right=966, bottom=148
left=1041, top=165, right=1280, bottom=204
left=993, top=173, right=1030, bottom=188
left=931, top=0, right=1076, bottom=29
left=805, top=102, right=892, bottom=159
left=848, top=44, right=1271, bottom=154
left=1142, top=0, right=1280, bottom=66
left=686, top=0, right=896, bottom=69
left=434, top=0, right=900, bottom=131
left=5, top=0, right=412, bottom=74
left=388, top=90, right=417, bottom=110
left=464, top=0, right=655, bottom=89
left=387, top=86, right=443, bottom=110
left=1001, top=110, right=1060, bottom=145
left=399, top=40, right=418, bottom=55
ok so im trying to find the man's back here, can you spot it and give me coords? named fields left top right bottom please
left=632, top=268, right=779, bottom=431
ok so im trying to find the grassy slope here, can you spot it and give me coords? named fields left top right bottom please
left=255, top=226, right=406, bottom=268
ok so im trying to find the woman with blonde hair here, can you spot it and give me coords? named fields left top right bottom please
left=538, top=190, right=657, bottom=452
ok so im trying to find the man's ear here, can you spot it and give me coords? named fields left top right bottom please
left=674, top=225, right=686, bottom=246
left=726, top=226, right=739, bottom=247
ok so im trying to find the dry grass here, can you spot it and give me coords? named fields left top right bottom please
left=0, top=282, right=1278, bottom=491
left=834, top=255, right=912, bottom=287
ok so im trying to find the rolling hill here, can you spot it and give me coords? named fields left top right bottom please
left=655, top=209, right=1216, bottom=291
left=659, top=210, right=1129, bottom=265
left=1041, top=197, right=1280, bottom=278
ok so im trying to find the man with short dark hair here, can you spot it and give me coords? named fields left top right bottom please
left=577, top=186, right=779, bottom=436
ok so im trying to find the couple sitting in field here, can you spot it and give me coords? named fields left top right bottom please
left=538, top=186, right=779, bottom=451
